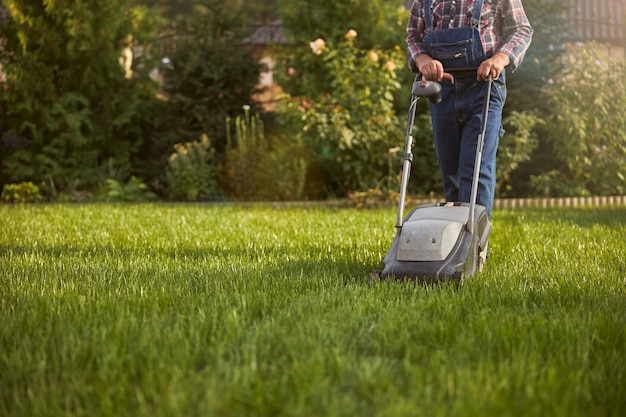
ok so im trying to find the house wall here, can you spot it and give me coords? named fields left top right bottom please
left=252, top=54, right=284, bottom=112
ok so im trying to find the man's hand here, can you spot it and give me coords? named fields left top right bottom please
left=477, top=52, right=510, bottom=81
left=416, top=55, right=454, bottom=83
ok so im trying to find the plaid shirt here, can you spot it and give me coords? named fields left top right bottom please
left=406, top=0, right=533, bottom=72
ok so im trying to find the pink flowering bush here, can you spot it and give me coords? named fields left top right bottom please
left=276, top=30, right=406, bottom=196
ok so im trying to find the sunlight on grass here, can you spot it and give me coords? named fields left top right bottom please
left=1, top=204, right=625, bottom=416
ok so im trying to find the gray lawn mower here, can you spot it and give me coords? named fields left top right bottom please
left=378, top=75, right=492, bottom=283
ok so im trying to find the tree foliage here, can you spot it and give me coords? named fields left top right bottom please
left=275, top=0, right=408, bottom=98
left=138, top=0, right=265, bottom=188
left=0, top=0, right=159, bottom=193
left=504, top=0, right=570, bottom=111
left=537, top=42, right=626, bottom=196
left=136, top=0, right=278, bottom=23
left=502, top=0, right=572, bottom=197
left=133, top=0, right=195, bottom=20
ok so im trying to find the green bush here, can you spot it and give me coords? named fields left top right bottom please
left=165, top=134, right=222, bottom=202
left=276, top=0, right=408, bottom=98
left=97, top=177, right=158, bottom=203
left=1, top=182, right=43, bottom=204
left=496, top=111, right=541, bottom=197
left=258, top=136, right=309, bottom=201
left=528, top=169, right=589, bottom=198
left=0, top=0, right=159, bottom=193
left=276, top=31, right=406, bottom=197
left=539, top=42, right=626, bottom=196
left=222, top=107, right=265, bottom=201
left=222, top=106, right=310, bottom=201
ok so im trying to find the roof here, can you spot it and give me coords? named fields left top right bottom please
left=245, top=20, right=285, bottom=46
left=563, top=0, right=624, bottom=44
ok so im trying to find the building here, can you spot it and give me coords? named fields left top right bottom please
left=562, top=0, right=624, bottom=56
left=246, top=21, right=285, bottom=111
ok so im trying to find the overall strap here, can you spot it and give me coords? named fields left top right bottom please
left=424, top=0, right=484, bottom=33
left=470, top=0, right=484, bottom=29
left=424, top=0, right=433, bottom=34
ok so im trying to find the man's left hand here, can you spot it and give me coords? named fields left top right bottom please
left=477, top=52, right=510, bottom=81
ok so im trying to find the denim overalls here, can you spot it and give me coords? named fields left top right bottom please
left=423, top=0, right=488, bottom=69
left=422, top=0, right=506, bottom=219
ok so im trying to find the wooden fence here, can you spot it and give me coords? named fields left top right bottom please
left=398, top=195, right=626, bottom=210
left=249, top=195, right=626, bottom=209
left=492, top=195, right=626, bottom=209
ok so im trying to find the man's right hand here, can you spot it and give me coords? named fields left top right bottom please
left=416, top=55, right=454, bottom=83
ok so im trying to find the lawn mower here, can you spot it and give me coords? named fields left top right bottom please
left=378, top=75, right=492, bottom=283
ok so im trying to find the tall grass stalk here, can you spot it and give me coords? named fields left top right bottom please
left=1, top=204, right=625, bottom=416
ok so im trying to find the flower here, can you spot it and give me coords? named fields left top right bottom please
left=309, top=38, right=326, bottom=55
left=368, top=50, right=379, bottom=63
left=297, top=98, right=313, bottom=112
left=384, top=60, right=396, bottom=72
left=345, top=29, right=357, bottom=40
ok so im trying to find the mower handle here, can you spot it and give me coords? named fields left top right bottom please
left=412, top=72, right=453, bottom=104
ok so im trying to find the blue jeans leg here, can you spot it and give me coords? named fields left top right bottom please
left=429, top=72, right=506, bottom=218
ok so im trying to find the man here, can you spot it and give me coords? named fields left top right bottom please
left=406, top=0, right=533, bottom=220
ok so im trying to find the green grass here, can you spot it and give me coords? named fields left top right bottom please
left=1, top=203, right=625, bottom=417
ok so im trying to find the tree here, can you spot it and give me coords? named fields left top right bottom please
left=504, top=0, right=570, bottom=111
left=137, top=0, right=265, bottom=189
left=235, top=0, right=278, bottom=24
left=135, top=0, right=278, bottom=23
left=133, top=0, right=195, bottom=20
left=0, top=0, right=159, bottom=194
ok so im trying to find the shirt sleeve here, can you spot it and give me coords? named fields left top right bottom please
left=406, top=0, right=428, bottom=73
left=497, top=0, right=533, bottom=71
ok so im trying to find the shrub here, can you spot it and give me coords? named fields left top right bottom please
left=257, top=135, right=309, bottom=201
left=540, top=42, right=626, bottom=196
left=496, top=110, right=541, bottom=197
left=222, top=106, right=310, bottom=201
left=276, top=30, right=406, bottom=197
left=166, top=134, right=222, bottom=202
left=276, top=0, right=408, bottom=98
left=1, top=182, right=43, bottom=204
left=97, top=177, right=158, bottom=203
left=529, top=170, right=588, bottom=198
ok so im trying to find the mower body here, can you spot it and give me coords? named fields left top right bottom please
left=381, top=202, right=491, bottom=282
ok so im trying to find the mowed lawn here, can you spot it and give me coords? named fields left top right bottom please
left=1, top=203, right=625, bottom=417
